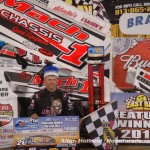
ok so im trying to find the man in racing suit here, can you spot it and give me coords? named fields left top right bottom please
left=27, top=65, right=75, bottom=118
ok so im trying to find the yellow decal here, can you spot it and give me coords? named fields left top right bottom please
left=77, top=5, right=93, bottom=14
left=102, top=121, right=115, bottom=148
left=126, top=94, right=150, bottom=110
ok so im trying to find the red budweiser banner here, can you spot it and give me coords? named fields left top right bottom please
left=113, top=38, right=150, bottom=89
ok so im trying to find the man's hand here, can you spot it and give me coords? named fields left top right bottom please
left=31, top=113, right=39, bottom=119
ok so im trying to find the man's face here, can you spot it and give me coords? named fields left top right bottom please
left=45, top=75, right=58, bottom=91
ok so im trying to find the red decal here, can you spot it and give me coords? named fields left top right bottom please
left=59, top=42, right=89, bottom=66
left=32, top=55, right=42, bottom=64
left=64, top=25, right=88, bottom=41
left=0, top=104, right=13, bottom=126
left=79, top=80, right=88, bottom=93
left=26, top=9, right=50, bottom=23
left=19, top=71, right=32, bottom=80
left=65, top=77, right=78, bottom=86
left=0, top=104, right=12, bottom=111
left=3, top=0, right=89, bottom=42
left=75, top=32, right=89, bottom=41
left=5, top=0, right=32, bottom=13
left=58, top=77, right=78, bottom=87
left=64, top=25, right=80, bottom=35
left=0, top=49, right=15, bottom=57
left=58, top=78, right=67, bottom=86
left=47, top=19, right=69, bottom=31
left=144, top=73, right=150, bottom=81
left=30, top=75, right=41, bottom=85
left=11, top=26, right=49, bottom=45
left=15, top=47, right=26, bottom=57
left=38, top=48, right=53, bottom=57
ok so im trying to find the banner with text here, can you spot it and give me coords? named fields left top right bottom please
left=110, top=0, right=150, bottom=37
left=13, top=116, right=79, bottom=147
left=111, top=93, right=150, bottom=143
left=112, top=37, right=150, bottom=89
left=0, top=70, right=18, bottom=148
left=119, top=13, right=150, bottom=35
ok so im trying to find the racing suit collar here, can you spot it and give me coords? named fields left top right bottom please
left=44, top=88, right=58, bottom=94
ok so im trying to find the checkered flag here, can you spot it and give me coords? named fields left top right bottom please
left=83, top=101, right=118, bottom=150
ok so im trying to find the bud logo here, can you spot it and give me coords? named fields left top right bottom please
left=0, top=104, right=13, bottom=126
left=126, top=94, right=150, bottom=110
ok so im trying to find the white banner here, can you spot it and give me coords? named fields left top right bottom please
left=0, top=71, right=18, bottom=148
left=119, top=13, right=150, bottom=35
left=47, top=0, right=111, bottom=35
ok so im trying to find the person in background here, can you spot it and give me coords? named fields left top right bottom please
left=27, top=65, right=75, bottom=118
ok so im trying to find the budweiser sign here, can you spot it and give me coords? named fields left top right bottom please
left=113, top=38, right=150, bottom=89
left=120, top=55, right=150, bottom=69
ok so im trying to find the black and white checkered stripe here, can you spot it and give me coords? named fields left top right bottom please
left=83, top=101, right=118, bottom=149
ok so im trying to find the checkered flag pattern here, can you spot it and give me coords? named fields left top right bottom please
left=125, top=97, right=135, bottom=104
left=83, top=101, right=118, bottom=150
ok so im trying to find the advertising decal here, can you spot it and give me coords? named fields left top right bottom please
left=0, top=0, right=110, bottom=72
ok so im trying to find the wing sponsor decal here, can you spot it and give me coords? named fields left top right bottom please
left=0, top=37, right=116, bottom=101
left=0, top=0, right=116, bottom=102
left=0, top=0, right=109, bottom=73
left=45, top=0, right=110, bottom=35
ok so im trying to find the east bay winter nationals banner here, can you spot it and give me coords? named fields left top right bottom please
left=111, top=93, right=150, bottom=143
